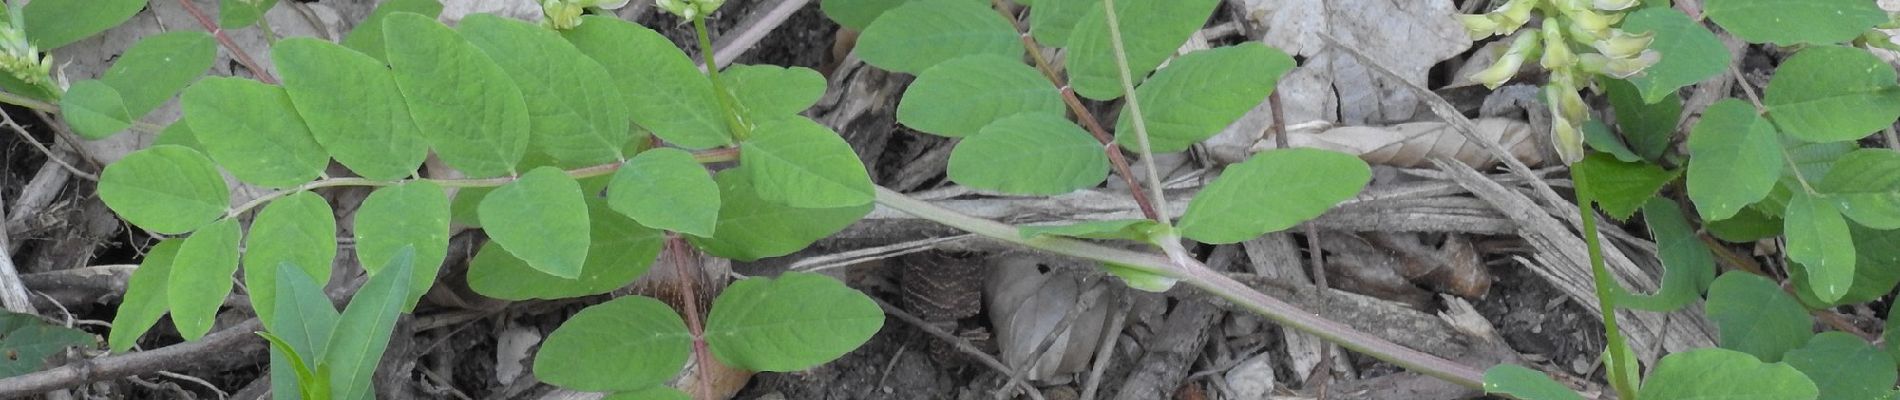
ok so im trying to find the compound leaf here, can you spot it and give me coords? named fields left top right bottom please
left=182, top=77, right=330, bottom=188
left=467, top=200, right=664, bottom=300
left=688, top=169, right=871, bottom=261
left=563, top=16, right=731, bottom=149
left=479, top=167, right=592, bottom=279
left=108, top=240, right=181, bottom=353
left=385, top=12, right=529, bottom=178
left=460, top=14, right=631, bottom=166
left=1688, top=99, right=1781, bottom=221
left=608, top=148, right=719, bottom=237
left=1066, top=0, right=1220, bottom=100
left=168, top=218, right=241, bottom=341
left=274, top=38, right=429, bottom=180
left=741, top=118, right=875, bottom=208
left=98, top=145, right=229, bottom=235
left=1113, top=43, right=1293, bottom=153
left=1179, top=149, right=1369, bottom=244
left=1764, top=46, right=1900, bottom=143
left=244, top=191, right=337, bottom=331
left=353, top=182, right=449, bottom=310
left=856, top=0, right=1020, bottom=74
left=897, top=54, right=1064, bottom=138
left=704, top=272, right=883, bottom=371
left=947, top=113, right=1108, bottom=195
left=534, top=295, right=691, bottom=391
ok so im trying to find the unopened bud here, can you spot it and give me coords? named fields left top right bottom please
left=1493, top=0, right=1537, bottom=32
left=1460, top=14, right=1502, bottom=40
left=1546, top=88, right=1586, bottom=166
left=1471, top=33, right=1541, bottom=89
left=1593, top=29, right=1654, bottom=59
left=1594, top=0, right=1639, bottom=11
left=1540, top=21, right=1576, bottom=70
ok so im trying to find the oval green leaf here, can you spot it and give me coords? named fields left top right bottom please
left=340, top=0, right=444, bottom=62
left=856, top=0, right=1021, bottom=74
left=1029, top=0, right=1102, bottom=46
left=1706, top=0, right=1885, bottom=45
left=535, top=295, right=691, bottom=391
left=1179, top=148, right=1370, bottom=244
left=741, top=118, right=875, bottom=208
left=1576, top=153, right=1680, bottom=221
left=108, top=240, right=182, bottom=353
left=274, top=38, right=429, bottom=180
left=898, top=54, right=1065, bottom=138
left=1783, top=331, right=1895, bottom=400
left=1482, top=364, right=1583, bottom=400
left=947, top=113, right=1109, bottom=195
left=608, top=148, right=720, bottom=237
left=68, top=31, right=219, bottom=139
left=1688, top=99, right=1782, bottom=221
left=1066, top=0, right=1220, bottom=100
left=688, top=169, right=871, bottom=261
left=21, top=0, right=144, bottom=49
left=725, top=64, right=828, bottom=124
left=1113, top=43, right=1293, bottom=152
left=1635, top=348, right=1818, bottom=400
left=704, top=272, right=883, bottom=371
left=479, top=166, right=592, bottom=279
left=353, top=182, right=449, bottom=310
left=60, top=81, right=133, bottom=141
left=1706, top=272, right=1815, bottom=362
left=1619, top=8, right=1729, bottom=104
left=182, top=77, right=331, bottom=188
left=98, top=145, right=230, bottom=235
left=1612, top=198, right=1716, bottom=312
left=1785, top=191, right=1855, bottom=303
left=244, top=191, right=337, bottom=331
left=460, top=14, right=632, bottom=166
left=467, top=200, right=664, bottom=300
left=1764, top=46, right=1900, bottom=143
left=168, top=218, right=241, bottom=340
left=563, top=16, right=731, bottom=149
left=219, top=0, right=281, bottom=28
left=385, top=12, right=530, bottom=178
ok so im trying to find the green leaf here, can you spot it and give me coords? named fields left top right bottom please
left=1613, top=199, right=1716, bottom=312
left=1764, top=46, right=1900, bottom=143
left=467, top=200, right=664, bottom=300
left=1066, top=0, right=1220, bottom=100
left=724, top=64, right=828, bottom=124
left=460, top=14, right=632, bottom=166
left=1783, top=331, right=1895, bottom=400
left=155, top=122, right=202, bottom=154
left=534, top=295, right=691, bottom=391
left=604, top=387, right=691, bottom=400
left=263, top=330, right=327, bottom=400
left=1481, top=365, right=1583, bottom=400
left=1113, top=43, right=1294, bottom=152
left=1886, top=306, right=1900, bottom=365
left=1636, top=348, right=1818, bottom=400
left=66, top=31, right=219, bottom=139
left=385, top=12, right=530, bottom=178
left=274, top=38, right=429, bottom=180
left=1818, top=149, right=1900, bottom=229
left=168, top=218, right=241, bottom=340
left=897, top=54, right=1065, bottom=138
left=822, top=0, right=982, bottom=30
left=1576, top=153, right=1679, bottom=221
left=1019, top=219, right=1160, bottom=242
left=219, top=0, right=280, bottom=28
left=1584, top=120, right=1643, bottom=162
left=59, top=81, right=134, bottom=141
left=1785, top=191, right=1855, bottom=303
left=108, top=240, right=181, bottom=353
left=856, top=0, right=1021, bottom=74
left=608, top=148, right=719, bottom=236
left=1102, top=262, right=1176, bottom=292
left=182, top=77, right=331, bottom=188
left=0, top=311, right=95, bottom=378
left=353, top=182, right=449, bottom=310
left=741, top=118, right=875, bottom=208
left=1029, top=0, right=1101, bottom=46
left=1706, top=272, right=1814, bottom=362
left=244, top=192, right=337, bottom=331
left=688, top=169, right=871, bottom=261
left=324, top=247, right=416, bottom=400
left=1179, top=149, right=1370, bottom=244
left=947, top=113, right=1109, bottom=195
left=1619, top=8, right=1729, bottom=104
left=1709, top=205, right=1783, bottom=242
left=98, top=145, right=229, bottom=234
left=21, top=0, right=145, bottom=49
left=704, top=272, right=883, bottom=371
left=563, top=16, right=731, bottom=150
left=1688, top=99, right=1782, bottom=221
left=478, top=167, right=592, bottom=279
left=341, top=0, right=443, bottom=62
left=1705, top=0, right=1885, bottom=45
left=1605, top=79, right=1681, bottom=161
left=271, top=262, right=339, bottom=361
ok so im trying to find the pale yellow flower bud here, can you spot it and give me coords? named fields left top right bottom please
left=1460, top=14, right=1502, bottom=40
left=1471, top=33, right=1541, bottom=89
left=1540, top=21, right=1576, bottom=70
left=1593, top=29, right=1655, bottom=59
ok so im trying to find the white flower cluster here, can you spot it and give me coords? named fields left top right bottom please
left=1458, top=0, right=1659, bottom=165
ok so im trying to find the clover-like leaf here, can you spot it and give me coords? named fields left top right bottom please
left=947, top=113, right=1109, bottom=195
left=1179, top=149, right=1369, bottom=244
left=609, top=148, right=719, bottom=236
left=98, top=146, right=229, bottom=235
left=243, top=191, right=337, bottom=331
left=168, top=218, right=241, bottom=340
left=182, top=77, right=331, bottom=188
left=564, top=16, right=732, bottom=149
left=689, top=169, right=871, bottom=261
left=1113, top=43, right=1293, bottom=152
left=1688, top=99, right=1781, bottom=221
left=108, top=240, right=182, bottom=353
left=898, top=55, right=1065, bottom=138
left=741, top=118, right=875, bottom=208
left=705, top=272, right=883, bottom=371
left=857, top=0, right=1021, bottom=74
left=275, top=38, right=429, bottom=180
left=353, top=182, right=449, bottom=310
left=385, top=12, right=530, bottom=178
left=461, top=14, right=632, bottom=167
left=535, top=295, right=691, bottom=391
left=1764, top=46, right=1900, bottom=143
left=1066, top=0, right=1220, bottom=100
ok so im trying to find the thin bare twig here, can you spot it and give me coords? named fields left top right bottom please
left=1, top=110, right=99, bottom=181
left=0, top=319, right=266, bottom=398
left=873, top=297, right=1047, bottom=400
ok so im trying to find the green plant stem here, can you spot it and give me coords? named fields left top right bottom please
left=1574, top=165, right=1639, bottom=400
left=694, top=15, right=751, bottom=142
left=0, top=91, right=55, bottom=112
left=873, top=187, right=1489, bottom=388
left=1098, top=0, right=1171, bottom=226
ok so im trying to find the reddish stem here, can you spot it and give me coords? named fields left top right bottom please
left=175, top=0, right=278, bottom=84
left=666, top=237, right=714, bottom=398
